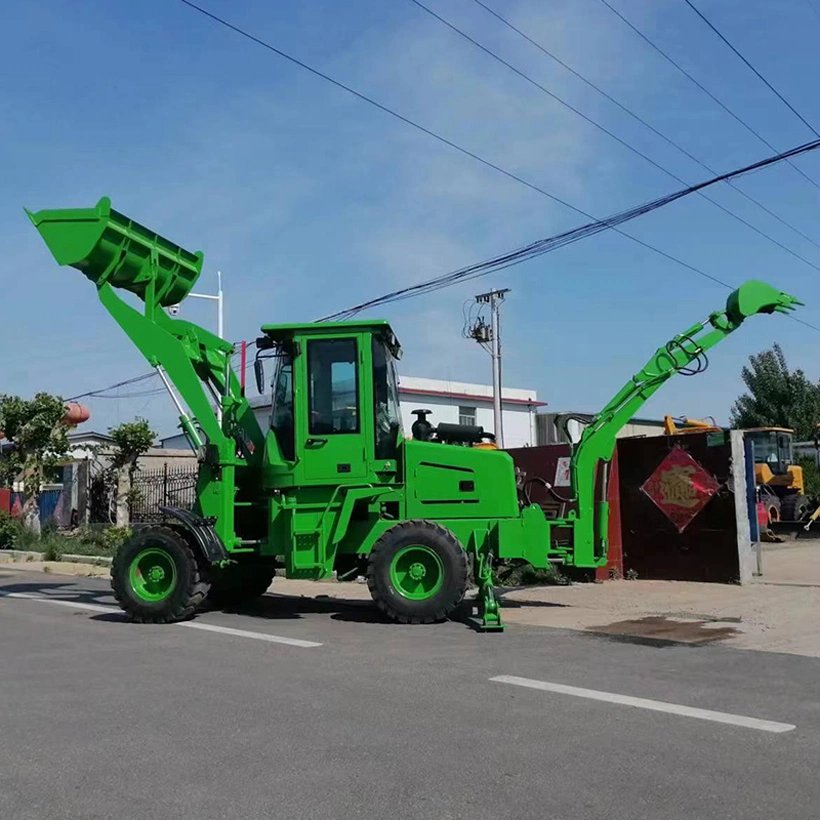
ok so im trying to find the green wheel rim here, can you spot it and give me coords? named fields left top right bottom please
left=389, top=545, right=444, bottom=600
left=129, top=548, right=177, bottom=602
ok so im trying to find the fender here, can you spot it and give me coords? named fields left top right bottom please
left=160, top=507, right=228, bottom=564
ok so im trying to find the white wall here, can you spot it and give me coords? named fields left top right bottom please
left=398, top=395, right=535, bottom=448
left=398, top=376, right=538, bottom=448
left=163, top=379, right=539, bottom=449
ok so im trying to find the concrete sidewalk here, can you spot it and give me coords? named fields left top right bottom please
left=270, top=544, right=820, bottom=657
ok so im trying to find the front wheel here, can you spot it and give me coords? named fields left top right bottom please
left=111, top=526, right=209, bottom=623
left=781, top=494, right=810, bottom=522
left=367, top=520, right=468, bottom=624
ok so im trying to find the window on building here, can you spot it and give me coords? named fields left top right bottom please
left=458, top=405, right=477, bottom=427
left=307, top=339, right=359, bottom=435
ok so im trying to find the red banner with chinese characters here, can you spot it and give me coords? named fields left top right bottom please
left=641, top=445, right=721, bottom=533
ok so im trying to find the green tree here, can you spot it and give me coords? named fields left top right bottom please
left=730, top=344, right=820, bottom=439
left=0, top=393, right=71, bottom=531
left=107, top=418, right=156, bottom=527
left=108, top=418, right=156, bottom=477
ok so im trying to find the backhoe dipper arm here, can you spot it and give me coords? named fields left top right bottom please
left=568, top=280, right=802, bottom=567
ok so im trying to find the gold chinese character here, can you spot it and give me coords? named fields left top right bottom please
left=656, top=465, right=701, bottom=508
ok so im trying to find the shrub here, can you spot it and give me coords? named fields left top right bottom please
left=12, top=525, right=42, bottom=553
left=0, top=511, right=19, bottom=549
left=99, top=526, right=132, bottom=553
left=42, top=534, right=64, bottom=562
left=798, top=456, right=820, bottom=499
left=494, top=560, right=569, bottom=587
left=62, top=525, right=132, bottom=557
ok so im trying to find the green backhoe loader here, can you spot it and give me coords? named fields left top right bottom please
left=28, top=197, right=802, bottom=630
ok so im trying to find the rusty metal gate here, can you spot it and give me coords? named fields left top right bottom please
left=616, top=432, right=741, bottom=583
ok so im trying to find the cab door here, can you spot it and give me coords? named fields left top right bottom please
left=301, top=336, right=368, bottom=482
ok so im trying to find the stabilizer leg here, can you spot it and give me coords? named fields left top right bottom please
left=475, top=547, right=504, bottom=632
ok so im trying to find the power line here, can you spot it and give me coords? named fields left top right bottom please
left=407, top=0, right=820, bottom=274
left=321, top=135, right=820, bottom=328
left=594, top=0, right=820, bottom=192
left=176, top=0, right=579, bottom=216
left=66, top=372, right=157, bottom=402
left=177, top=1, right=820, bottom=318
left=682, top=0, right=819, bottom=138
left=468, top=0, right=820, bottom=253
left=64, top=341, right=251, bottom=403
left=59, top=0, right=820, bottom=416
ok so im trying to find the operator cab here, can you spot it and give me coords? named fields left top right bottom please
left=745, top=427, right=794, bottom=475
left=255, top=320, right=404, bottom=481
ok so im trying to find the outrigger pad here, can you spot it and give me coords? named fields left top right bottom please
left=26, top=197, right=203, bottom=308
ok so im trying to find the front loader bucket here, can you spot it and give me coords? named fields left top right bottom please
left=26, top=197, right=203, bottom=307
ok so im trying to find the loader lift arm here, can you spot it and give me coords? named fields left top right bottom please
left=567, top=281, right=802, bottom=567
left=27, top=197, right=265, bottom=553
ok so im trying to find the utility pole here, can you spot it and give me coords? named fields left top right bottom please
left=467, top=288, right=509, bottom=448
left=187, top=270, right=224, bottom=340
left=170, top=271, right=225, bottom=423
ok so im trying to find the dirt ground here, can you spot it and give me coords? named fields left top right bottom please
left=2, top=542, right=818, bottom=657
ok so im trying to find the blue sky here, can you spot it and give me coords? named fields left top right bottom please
left=4, top=0, right=820, bottom=439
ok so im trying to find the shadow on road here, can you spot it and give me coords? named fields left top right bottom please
left=0, top=578, right=115, bottom=607
left=0, top=574, right=566, bottom=632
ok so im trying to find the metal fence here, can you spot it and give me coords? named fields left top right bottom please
left=129, top=465, right=199, bottom=523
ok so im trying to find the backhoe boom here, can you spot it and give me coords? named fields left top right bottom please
left=567, top=281, right=802, bottom=566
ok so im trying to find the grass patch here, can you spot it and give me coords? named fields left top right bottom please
left=0, top=516, right=131, bottom=559
left=42, top=533, right=64, bottom=562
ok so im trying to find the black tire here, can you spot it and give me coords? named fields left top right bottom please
left=781, top=493, right=809, bottom=522
left=207, top=565, right=275, bottom=607
left=367, top=520, right=469, bottom=624
left=111, top=526, right=209, bottom=623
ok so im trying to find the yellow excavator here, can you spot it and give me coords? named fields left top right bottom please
left=663, top=417, right=808, bottom=522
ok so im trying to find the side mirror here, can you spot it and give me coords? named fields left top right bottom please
left=254, top=358, right=266, bottom=395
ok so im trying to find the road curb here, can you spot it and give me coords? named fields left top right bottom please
left=0, top=550, right=112, bottom=567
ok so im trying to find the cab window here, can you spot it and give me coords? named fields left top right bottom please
left=372, top=338, right=402, bottom=459
left=271, top=354, right=295, bottom=461
left=307, top=339, right=359, bottom=435
left=777, top=433, right=793, bottom=465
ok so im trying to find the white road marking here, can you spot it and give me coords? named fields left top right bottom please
left=0, top=590, right=322, bottom=648
left=0, top=591, right=114, bottom=613
left=490, top=675, right=795, bottom=734
left=177, top=621, right=322, bottom=648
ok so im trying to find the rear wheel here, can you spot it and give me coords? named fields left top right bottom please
left=781, top=493, right=809, bottom=522
left=367, top=520, right=468, bottom=624
left=111, top=526, right=209, bottom=623
left=207, top=565, right=275, bottom=607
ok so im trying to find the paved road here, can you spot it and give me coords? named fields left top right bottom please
left=0, top=570, right=817, bottom=820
